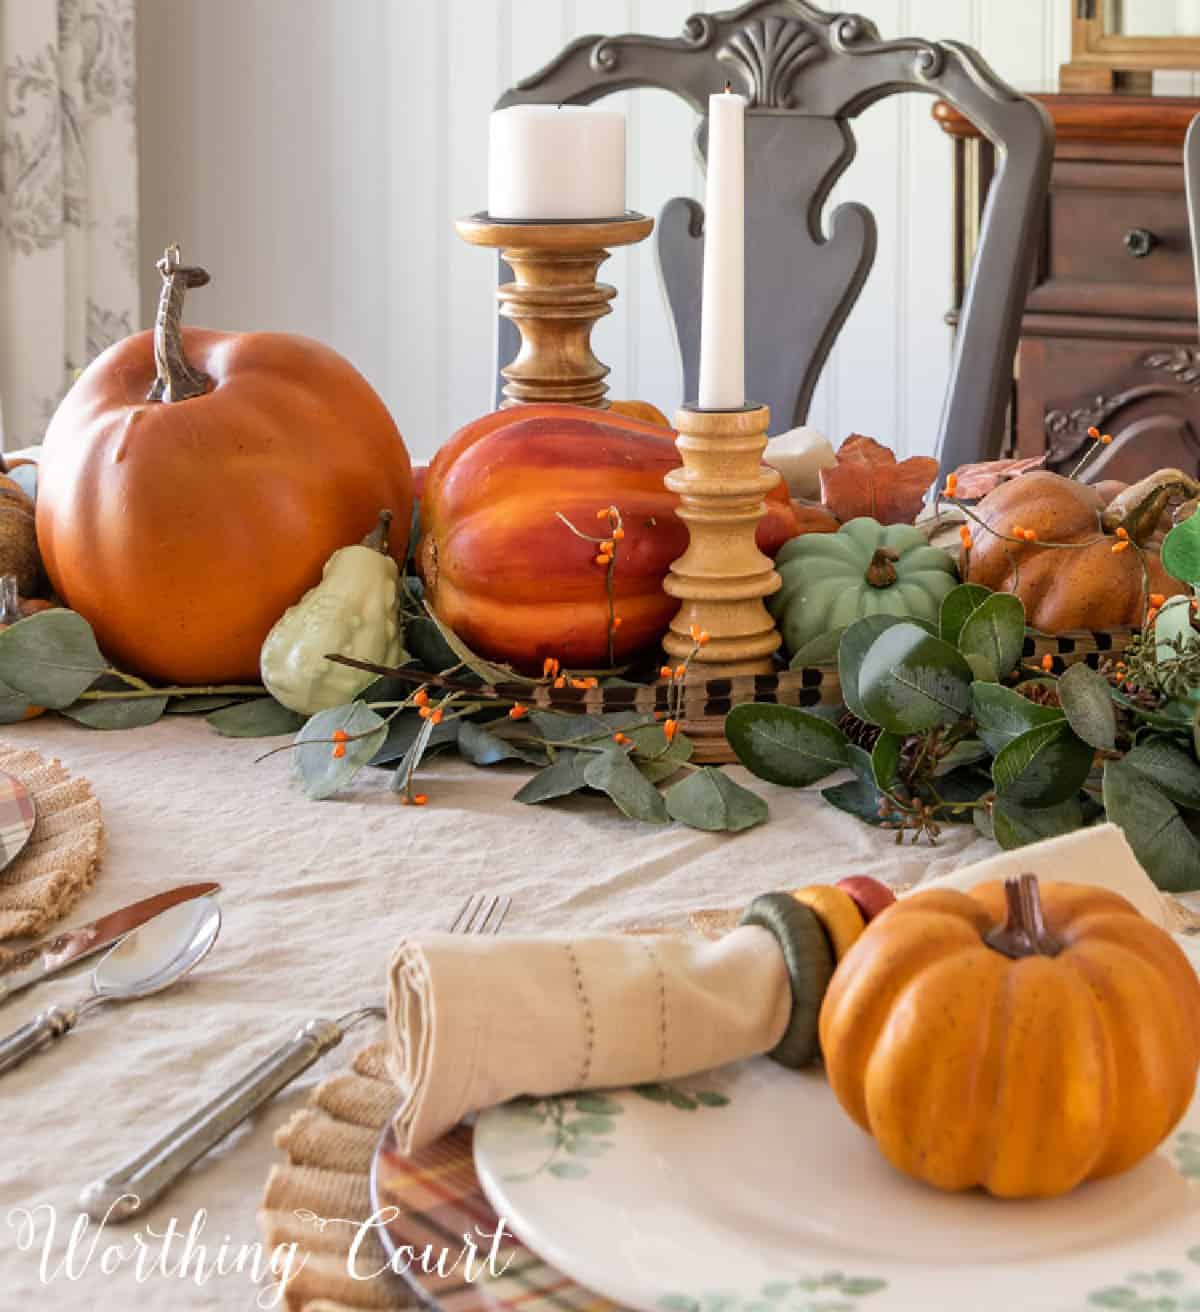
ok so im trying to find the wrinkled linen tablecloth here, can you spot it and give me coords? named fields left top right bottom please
left=0, top=715, right=1119, bottom=1310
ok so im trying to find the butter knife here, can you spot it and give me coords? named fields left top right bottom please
left=0, top=882, right=221, bottom=1004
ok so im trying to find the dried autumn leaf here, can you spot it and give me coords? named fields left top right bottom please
left=818, top=435, right=938, bottom=525
left=950, top=454, right=1047, bottom=500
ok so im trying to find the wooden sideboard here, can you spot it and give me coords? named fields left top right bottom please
left=934, top=94, right=1200, bottom=482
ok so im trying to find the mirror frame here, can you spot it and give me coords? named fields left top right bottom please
left=1062, top=0, right=1200, bottom=91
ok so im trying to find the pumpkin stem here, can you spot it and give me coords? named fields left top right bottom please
left=147, top=244, right=213, bottom=404
left=984, top=873, right=1062, bottom=959
left=361, top=509, right=393, bottom=553
left=864, top=547, right=900, bottom=588
left=1102, top=469, right=1200, bottom=546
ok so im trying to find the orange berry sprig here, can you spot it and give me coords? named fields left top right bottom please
left=558, top=506, right=625, bottom=665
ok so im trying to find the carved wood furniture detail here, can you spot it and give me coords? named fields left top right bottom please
left=935, top=94, right=1200, bottom=485
left=498, top=0, right=1052, bottom=474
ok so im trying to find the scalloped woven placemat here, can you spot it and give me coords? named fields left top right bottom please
left=0, top=743, right=104, bottom=961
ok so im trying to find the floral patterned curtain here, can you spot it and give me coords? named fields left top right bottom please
left=0, top=0, right=138, bottom=450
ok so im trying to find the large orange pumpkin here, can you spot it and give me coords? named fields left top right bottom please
left=819, top=875, right=1200, bottom=1198
left=963, top=469, right=1190, bottom=631
left=418, top=404, right=798, bottom=672
left=37, top=250, right=413, bottom=685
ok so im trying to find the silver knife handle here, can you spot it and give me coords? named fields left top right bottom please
left=0, top=1005, right=77, bottom=1075
left=80, top=1017, right=345, bottom=1223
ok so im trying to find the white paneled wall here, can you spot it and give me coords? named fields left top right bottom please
left=139, top=0, right=1076, bottom=462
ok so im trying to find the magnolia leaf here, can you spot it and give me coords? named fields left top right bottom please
left=1057, top=663, right=1117, bottom=751
left=870, top=731, right=902, bottom=791
left=838, top=614, right=910, bottom=722
left=369, top=711, right=460, bottom=766
left=61, top=695, right=169, bottom=729
left=1162, top=507, right=1200, bottom=584
left=821, top=744, right=891, bottom=825
left=787, top=628, right=844, bottom=669
left=664, top=768, right=768, bottom=832
left=956, top=593, right=1025, bottom=681
left=818, top=435, right=938, bottom=525
left=0, top=609, right=106, bottom=708
left=970, top=682, right=1063, bottom=756
left=207, top=697, right=307, bottom=738
left=456, top=719, right=547, bottom=767
left=947, top=454, right=1046, bottom=500
left=514, top=751, right=590, bottom=804
left=991, top=795, right=1084, bottom=850
left=1104, top=757, right=1200, bottom=892
left=938, top=583, right=992, bottom=647
left=582, top=745, right=668, bottom=824
left=725, top=704, right=848, bottom=787
left=857, top=623, right=973, bottom=734
left=628, top=723, right=693, bottom=783
left=991, top=720, right=1093, bottom=808
left=1122, top=739, right=1200, bottom=810
left=292, top=703, right=388, bottom=801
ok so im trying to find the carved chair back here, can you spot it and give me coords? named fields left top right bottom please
left=496, top=0, right=1052, bottom=475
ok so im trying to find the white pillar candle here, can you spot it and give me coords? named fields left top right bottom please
left=488, top=105, right=626, bottom=221
left=697, top=86, right=746, bottom=411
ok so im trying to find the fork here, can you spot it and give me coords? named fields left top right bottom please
left=79, top=893, right=511, bottom=1223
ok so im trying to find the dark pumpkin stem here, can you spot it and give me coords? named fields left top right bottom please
left=984, top=873, right=1062, bottom=959
left=1102, top=469, right=1200, bottom=546
left=361, top=509, right=393, bottom=553
left=865, top=547, right=900, bottom=588
left=148, top=244, right=213, bottom=404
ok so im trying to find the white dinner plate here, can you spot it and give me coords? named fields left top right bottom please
left=475, top=937, right=1200, bottom=1312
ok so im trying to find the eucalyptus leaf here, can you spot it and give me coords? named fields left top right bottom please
left=1122, top=739, right=1200, bottom=810
left=932, top=737, right=990, bottom=776
left=165, top=694, right=242, bottom=714
left=369, top=710, right=460, bottom=767
left=838, top=615, right=908, bottom=722
left=933, top=765, right=994, bottom=821
left=725, top=703, right=848, bottom=787
left=1057, top=662, right=1117, bottom=750
left=456, top=719, right=548, bottom=767
left=870, top=731, right=902, bottom=791
left=530, top=709, right=640, bottom=744
left=582, top=746, right=668, bottom=824
left=956, top=592, right=1025, bottom=681
left=821, top=744, right=891, bottom=825
left=963, top=652, right=998, bottom=683
left=970, top=682, right=1064, bottom=756
left=628, top=723, right=693, bottom=783
left=1155, top=594, right=1197, bottom=668
left=787, top=628, right=844, bottom=669
left=404, top=617, right=460, bottom=674
left=0, top=680, right=34, bottom=723
left=0, top=610, right=106, bottom=708
left=60, top=695, right=169, bottom=729
left=422, top=602, right=530, bottom=686
left=664, top=768, right=768, bottom=832
left=939, top=583, right=992, bottom=647
left=992, top=720, right=1093, bottom=808
left=292, top=703, right=388, bottom=801
left=1103, top=757, right=1200, bottom=891
left=857, top=623, right=973, bottom=734
left=1161, top=506, right=1200, bottom=583
left=991, top=795, right=1084, bottom=850
left=390, top=714, right=435, bottom=793
left=514, top=751, right=590, bottom=804
left=1111, top=687, right=1194, bottom=731
left=207, top=697, right=307, bottom=738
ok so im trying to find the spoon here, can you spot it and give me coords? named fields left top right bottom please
left=0, top=896, right=221, bottom=1076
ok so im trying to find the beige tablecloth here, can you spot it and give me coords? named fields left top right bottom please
left=0, top=715, right=1109, bottom=1310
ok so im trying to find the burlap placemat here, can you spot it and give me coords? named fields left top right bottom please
left=0, top=742, right=104, bottom=960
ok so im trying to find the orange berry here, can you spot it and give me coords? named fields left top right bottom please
left=553, top=676, right=566, bottom=689
left=961, top=532, right=974, bottom=551
left=600, top=540, right=615, bottom=552
left=418, top=705, right=433, bottom=719
left=430, top=708, right=444, bottom=725
left=570, top=678, right=591, bottom=690
left=413, top=689, right=429, bottom=707
left=542, top=657, right=560, bottom=678
left=1115, top=526, right=1129, bottom=540
left=1111, top=540, right=1130, bottom=553
left=596, top=508, right=610, bottom=520
left=1087, top=426, right=1100, bottom=438
left=673, top=665, right=687, bottom=681
left=698, top=630, right=711, bottom=646
left=1023, top=529, right=1037, bottom=542
left=1100, top=433, right=1114, bottom=444
left=332, top=744, right=347, bottom=759
left=413, top=794, right=429, bottom=807
left=689, top=623, right=702, bottom=642
left=663, top=719, right=679, bottom=742
left=1149, top=593, right=1166, bottom=608
left=612, top=527, right=625, bottom=541
left=508, top=704, right=528, bottom=720
left=945, top=474, right=958, bottom=496
left=581, top=677, right=598, bottom=688
left=659, top=665, right=674, bottom=679
left=332, top=729, right=349, bottom=742
left=612, top=616, right=624, bottom=630
left=594, top=553, right=612, bottom=567
left=613, top=732, right=631, bottom=746
left=1040, top=654, right=1054, bottom=672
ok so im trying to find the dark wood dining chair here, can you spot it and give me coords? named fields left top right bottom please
left=495, top=0, right=1052, bottom=477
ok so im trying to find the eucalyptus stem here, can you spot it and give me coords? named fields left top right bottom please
left=82, top=683, right=265, bottom=701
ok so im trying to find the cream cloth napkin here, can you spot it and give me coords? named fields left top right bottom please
left=386, top=822, right=1169, bottom=1153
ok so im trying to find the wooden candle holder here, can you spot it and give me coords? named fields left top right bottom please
left=663, top=403, right=783, bottom=678
left=455, top=211, right=653, bottom=409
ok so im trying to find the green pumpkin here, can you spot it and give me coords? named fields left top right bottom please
left=769, top=517, right=959, bottom=657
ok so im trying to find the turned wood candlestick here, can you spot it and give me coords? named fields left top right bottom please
left=663, top=403, right=783, bottom=676
left=455, top=211, right=653, bottom=409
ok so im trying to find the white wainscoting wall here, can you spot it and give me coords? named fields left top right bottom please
left=139, top=1, right=1085, bottom=463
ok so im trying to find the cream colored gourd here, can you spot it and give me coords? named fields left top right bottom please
left=260, top=510, right=404, bottom=714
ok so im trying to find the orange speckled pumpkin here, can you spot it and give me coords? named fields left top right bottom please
left=37, top=249, right=413, bottom=686
left=819, top=875, right=1200, bottom=1198
left=963, top=469, right=1191, bottom=631
left=418, top=404, right=798, bottom=672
